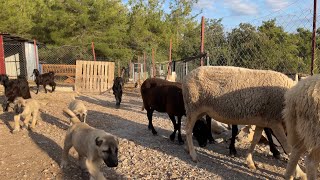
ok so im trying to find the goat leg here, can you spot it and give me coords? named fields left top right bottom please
left=43, top=84, right=47, bottom=93
left=36, top=84, right=39, bottom=94
left=177, top=115, right=184, bottom=145
left=2, top=97, right=9, bottom=112
left=205, top=115, right=215, bottom=144
left=264, top=128, right=280, bottom=159
left=147, top=109, right=157, bottom=135
left=229, top=125, right=238, bottom=157
left=169, top=115, right=177, bottom=142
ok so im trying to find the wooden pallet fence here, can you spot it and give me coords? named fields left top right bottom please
left=75, top=60, right=115, bottom=93
left=42, top=64, right=76, bottom=83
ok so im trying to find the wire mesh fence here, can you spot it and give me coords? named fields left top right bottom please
left=38, top=45, right=94, bottom=65
left=2, top=1, right=319, bottom=84
left=205, top=1, right=318, bottom=76
left=172, top=1, right=319, bottom=82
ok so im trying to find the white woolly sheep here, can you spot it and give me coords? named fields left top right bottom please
left=182, top=66, right=305, bottom=178
left=283, top=74, right=320, bottom=180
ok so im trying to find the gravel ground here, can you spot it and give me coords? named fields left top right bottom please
left=0, top=86, right=310, bottom=180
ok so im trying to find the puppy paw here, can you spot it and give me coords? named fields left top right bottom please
left=12, top=129, right=20, bottom=134
left=29, top=127, right=36, bottom=132
left=22, top=125, right=28, bottom=130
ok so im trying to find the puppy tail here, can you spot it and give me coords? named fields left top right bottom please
left=63, top=108, right=81, bottom=124
left=71, top=92, right=81, bottom=100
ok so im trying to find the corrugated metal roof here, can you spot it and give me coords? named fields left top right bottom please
left=0, top=33, right=39, bottom=44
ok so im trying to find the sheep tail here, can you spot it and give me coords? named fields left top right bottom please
left=141, top=104, right=144, bottom=111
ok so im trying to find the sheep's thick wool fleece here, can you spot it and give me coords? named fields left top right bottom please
left=283, top=74, right=320, bottom=150
left=182, top=66, right=295, bottom=125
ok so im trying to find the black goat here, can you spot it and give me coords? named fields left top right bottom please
left=32, top=69, right=56, bottom=94
left=112, top=77, right=124, bottom=106
left=193, top=118, right=280, bottom=159
left=0, top=74, right=31, bottom=111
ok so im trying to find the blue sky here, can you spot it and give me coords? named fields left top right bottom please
left=122, top=0, right=316, bottom=32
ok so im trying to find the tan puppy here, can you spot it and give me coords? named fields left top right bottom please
left=63, top=98, right=87, bottom=124
left=12, top=97, right=40, bottom=133
left=60, top=118, right=119, bottom=180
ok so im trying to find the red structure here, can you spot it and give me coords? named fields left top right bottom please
left=0, top=35, right=5, bottom=74
left=91, top=41, right=96, bottom=61
left=34, top=39, right=39, bottom=70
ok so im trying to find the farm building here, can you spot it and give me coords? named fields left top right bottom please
left=0, top=33, right=39, bottom=80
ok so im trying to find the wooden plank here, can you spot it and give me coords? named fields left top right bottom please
left=89, top=61, right=93, bottom=91
left=96, top=61, right=101, bottom=93
left=108, top=62, right=115, bottom=89
left=82, top=61, right=87, bottom=91
left=85, top=61, right=90, bottom=91
left=74, top=60, right=115, bottom=93
left=101, top=62, right=106, bottom=92
left=75, top=61, right=81, bottom=91
left=92, top=63, right=96, bottom=92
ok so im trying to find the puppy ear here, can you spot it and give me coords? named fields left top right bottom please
left=95, top=137, right=103, bottom=147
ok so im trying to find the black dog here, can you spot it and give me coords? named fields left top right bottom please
left=32, top=69, right=56, bottom=94
left=112, top=77, right=124, bottom=106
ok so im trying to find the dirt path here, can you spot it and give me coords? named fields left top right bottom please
left=0, top=88, right=304, bottom=179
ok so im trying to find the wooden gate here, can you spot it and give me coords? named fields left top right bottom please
left=75, top=60, right=115, bottom=93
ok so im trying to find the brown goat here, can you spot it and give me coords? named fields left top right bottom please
left=141, top=78, right=185, bottom=144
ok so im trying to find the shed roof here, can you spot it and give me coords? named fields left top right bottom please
left=0, top=33, right=39, bottom=44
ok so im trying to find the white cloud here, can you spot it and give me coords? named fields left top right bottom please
left=194, top=0, right=215, bottom=10
left=224, top=0, right=258, bottom=16
left=265, top=0, right=290, bottom=11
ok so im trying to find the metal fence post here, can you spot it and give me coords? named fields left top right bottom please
left=311, top=0, right=317, bottom=75
left=200, top=16, right=205, bottom=66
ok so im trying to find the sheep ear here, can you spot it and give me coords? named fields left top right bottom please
left=95, top=137, right=103, bottom=147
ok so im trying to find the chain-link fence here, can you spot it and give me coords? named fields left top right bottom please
left=2, top=1, right=318, bottom=84
left=38, top=45, right=94, bottom=65
left=170, top=1, right=320, bottom=82
left=206, top=1, right=318, bottom=76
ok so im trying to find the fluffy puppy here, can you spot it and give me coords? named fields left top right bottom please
left=63, top=99, right=87, bottom=124
left=61, top=118, right=119, bottom=180
left=13, top=97, right=40, bottom=133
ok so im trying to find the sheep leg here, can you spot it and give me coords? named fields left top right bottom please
left=43, top=84, right=47, bottom=93
left=271, top=123, right=306, bottom=180
left=185, top=113, right=198, bottom=162
left=305, top=147, right=320, bottom=180
left=246, top=126, right=263, bottom=169
left=147, top=109, right=157, bottom=135
left=263, top=128, right=280, bottom=159
left=229, top=125, right=238, bottom=157
left=177, top=115, right=184, bottom=145
left=205, top=115, right=215, bottom=144
left=168, top=115, right=177, bottom=141
left=284, top=140, right=306, bottom=180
